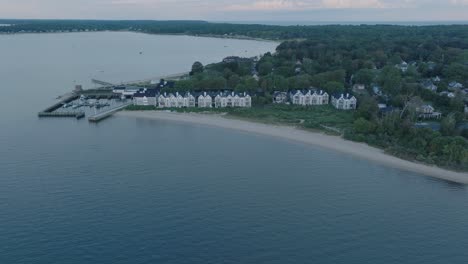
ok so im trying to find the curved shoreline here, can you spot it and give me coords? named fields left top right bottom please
left=117, top=110, right=468, bottom=184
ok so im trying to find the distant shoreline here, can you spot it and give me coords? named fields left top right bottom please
left=117, top=111, right=468, bottom=184
left=0, top=29, right=283, bottom=43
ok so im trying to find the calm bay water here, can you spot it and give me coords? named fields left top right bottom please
left=1, top=32, right=468, bottom=264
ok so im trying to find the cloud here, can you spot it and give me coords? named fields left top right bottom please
left=0, top=0, right=467, bottom=20
left=322, top=0, right=387, bottom=9
left=451, top=0, right=468, bottom=5
left=224, top=0, right=394, bottom=11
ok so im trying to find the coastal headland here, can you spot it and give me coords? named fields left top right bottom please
left=118, top=110, right=468, bottom=184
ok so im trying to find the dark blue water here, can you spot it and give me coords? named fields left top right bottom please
left=1, top=32, right=468, bottom=264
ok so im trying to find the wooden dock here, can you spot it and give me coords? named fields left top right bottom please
left=38, top=111, right=85, bottom=119
left=41, top=93, right=79, bottom=113
left=88, top=102, right=132, bottom=123
left=38, top=93, right=83, bottom=119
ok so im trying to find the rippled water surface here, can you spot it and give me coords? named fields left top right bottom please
left=1, top=32, right=468, bottom=264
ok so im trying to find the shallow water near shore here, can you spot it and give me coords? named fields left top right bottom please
left=1, top=32, right=468, bottom=264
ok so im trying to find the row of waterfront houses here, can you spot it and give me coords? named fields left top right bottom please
left=132, top=89, right=252, bottom=108
left=116, top=85, right=356, bottom=110
left=273, top=89, right=357, bottom=110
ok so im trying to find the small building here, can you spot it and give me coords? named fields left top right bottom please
left=448, top=81, right=464, bottom=90
left=421, top=80, right=437, bottom=92
left=112, top=86, right=126, bottom=94
left=133, top=89, right=157, bottom=106
left=272, top=91, right=288, bottom=104
left=289, top=89, right=329, bottom=106
left=183, top=92, right=196, bottom=108
left=167, top=93, right=178, bottom=108
left=158, top=93, right=169, bottom=108
left=378, top=104, right=398, bottom=116
left=214, top=92, right=251, bottom=108
left=114, top=86, right=143, bottom=98
left=175, top=92, right=185, bottom=108
left=439, top=91, right=456, bottom=98
left=372, top=85, right=383, bottom=96
left=331, top=93, right=357, bottom=110
left=353, top=84, right=366, bottom=91
left=395, top=61, right=408, bottom=72
left=198, top=92, right=213, bottom=108
left=417, top=104, right=442, bottom=119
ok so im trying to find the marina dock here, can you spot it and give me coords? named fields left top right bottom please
left=88, top=102, right=132, bottom=123
left=38, top=111, right=85, bottom=119
left=37, top=93, right=84, bottom=119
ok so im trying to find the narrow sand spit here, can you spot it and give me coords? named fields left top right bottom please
left=117, top=111, right=468, bottom=184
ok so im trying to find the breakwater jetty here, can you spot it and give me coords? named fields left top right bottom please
left=88, top=102, right=132, bottom=123
left=37, top=93, right=85, bottom=119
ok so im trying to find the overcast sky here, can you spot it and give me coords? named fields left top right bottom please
left=1, top=0, right=468, bottom=21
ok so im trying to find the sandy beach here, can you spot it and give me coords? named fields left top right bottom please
left=117, top=110, right=468, bottom=184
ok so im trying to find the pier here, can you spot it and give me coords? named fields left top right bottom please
left=91, top=79, right=114, bottom=86
left=38, top=111, right=85, bottom=119
left=37, top=93, right=84, bottom=119
left=88, top=102, right=132, bottom=123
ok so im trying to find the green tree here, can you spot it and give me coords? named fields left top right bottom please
left=354, top=118, right=377, bottom=134
left=191, top=61, right=204, bottom=75
left=378, top=66, right=402, bottom=94
left=356, top=96, right=379, bottom=120
left=354, top=69, right=375, bottom=86
left=258, top=61, right=273, bottom=76
left=323, top=81, right=345, bottom=95
left=440, top=114, right=457, bottom=136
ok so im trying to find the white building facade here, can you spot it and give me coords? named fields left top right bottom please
left=289, top=90, right=329, bottom=106
left=198, top=92, right=213, bottom=108
left=214, top=92, right=251, bottom=108
left=331, top=94, right=357, bottom=110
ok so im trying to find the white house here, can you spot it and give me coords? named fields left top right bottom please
left=133, top=89, right=157, bottom=106
left=183, top=92, right=196, bottom=107
left=123, top=86, right=142, bottom=97
left=290, top=90, right=305, bottom=105
left=158, top=93, right=169, bottom=108
left=244, top=93, right=252, bottom=108
left=417, top=104, right=442, bottom=119
left=214, top=92, right=251, bottom=108
left=215, top=92, right=228, bottom=108
left=352, top=84, right=366, bottom=94
left=112, top=86, right=126, bottom=94
left=174, top=92, right=185, bottom=108
left=113, top=86, right=144, bottom=98
left=198, top=92, right=213, bottom=108
left=421, top=80, right=438, bottom=92
left=331, top=93, right=357, bottom=110
left=311, top=90, right=329, bottom=105
left=289, top=89, right=329, bottom=106
left=448, top=81, right=463, bottom=90
left=396, top=61, right=408, bottom=72
left=273, top=91, right=288, bottom=104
